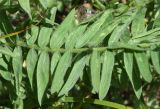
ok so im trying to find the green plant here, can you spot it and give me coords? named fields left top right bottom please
left=0, top=0, right=160, bottom=109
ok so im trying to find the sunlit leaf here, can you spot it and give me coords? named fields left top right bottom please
left=124, top=52, right=142, bottom=99
left=131, top=28, right=160, bottom=39
left=18, top=0, right=32, bottom=19
left=27, top=25, right=39, bottom=45
left=38, top=27, right=52, bottom=47
left=0, top=57, right=12, bottom=81
left=90, top=50, right=101, bottom=93
left=0, top=70, right=12, bottom=81
left=51, top=52, right=72, bottom=93
left=108, top=10, right=138, bottom=45
left=88, top=17, right=120, bottom=46
left=76, top=10, right=112, bottom=48
left=0, top=46, right=17, bottom=57
left=59, top=55, right=88, bottom=96
left=12, top=47, right=23, bottom=95
left=37, top=52, right=50, bottom=105
left=50, top=9, right=76, bottom=49
left=50, top=52, right=61, bottom=76
left=134, top=52, right=152, bottom=82
left=151, top=51, right=160, bottom=74
left=39, top=0, right=57, bottom=9
left=99, top=50, right=115, bottom=100
left=131, top=7, right=146, bottom=37
left=26, top=49, right=38, bottom=90
left=65, top=24, right=87, bottom=49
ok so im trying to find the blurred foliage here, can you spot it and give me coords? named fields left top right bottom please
left=0, top=0, right=160, bottom=109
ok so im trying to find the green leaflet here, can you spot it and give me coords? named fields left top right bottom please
left=58, top=55, right=88, bottom=96
left=38, top=27, right=52, bottom=47
left=0, top=70, right=12, bottom=81
left=37, top=52, right=50, bottom=106
left=90, top=50, right=101, bottom=93
left=151, top=51, right=160, bottom=74
left=50, top=52, right=61, bottom=76
left=131, top=7, right=146, bottom=37
left=26, top=25, right=39, bottom=45
left=65, top=24, right=88, bottom=49
left=75, top=10, right=112, bottom=48
left=108, top=24, right=127, bottom=45
left=46, top=7, right=57, bottom=25
left=88, top=17, right=120, bottom=46
left=135, top=0, right=152, bottom=6
left=0, top=0, right=6, bottom=5
left=50, top=9, right=76, bottom=49
left=138, top=101, right=149, bottom=109
left=134, top=52, right=152, bottom=82
left=0, top=57, right=12, bottom=81
left=26, top=49, right=38, bottom=90
left=120, top=26, right=130, bottom=43
left=130, top=31, right=160, bottom=44
left=12, top=47, right=23, bottom=95
left=108, top=9, right=138, bottom=45
left=39, top=0, right=57, bottom=9
left=0, top=46, right=17, bottom=57
left=124, top=52, right=142, bottom=99
left=39, top=0, right=47, bottom=9
left=0, top=11, right=13, bottom=33
left=99, top=50, right=115, bottom=100
left=153, top=8, right=160, bottom=28
left=131, top=28, right=160, bottom=39
left=51, top=52, right=72, bottom=94
left=18, top=0, right=32, bottom=19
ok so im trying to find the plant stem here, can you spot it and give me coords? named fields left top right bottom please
left=59, top=96, right=133, bottom=109
left=10, top=42, right=147, bottom=53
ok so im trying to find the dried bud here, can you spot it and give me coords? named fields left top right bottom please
left=75, top=3, right=95, bottom=23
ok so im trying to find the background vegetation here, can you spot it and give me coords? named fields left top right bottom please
left=0, top=0, right=160, bottom=109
